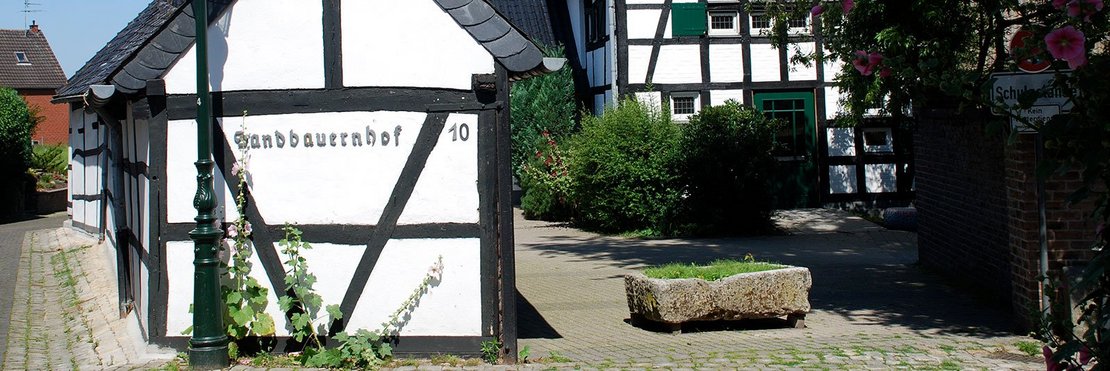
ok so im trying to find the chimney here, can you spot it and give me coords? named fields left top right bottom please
left=29, top=21, right=39, bottom=33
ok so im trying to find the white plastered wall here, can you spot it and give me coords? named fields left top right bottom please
left=163, top=0, right=325, bottom=94
left=749, top=44, right=780, bottom=82
left=652, top=45, right=701, bottom=84
left=165, top=238, right=483, bottom=337
left=788, top=43, right=817, bottom=81
left=166, top=112, right=479, bottom=226
left=709, top=44, right=744, bottom=83
left=341, top=0, right=494, bottom=90
left=709, top=90, right=744, bottom=106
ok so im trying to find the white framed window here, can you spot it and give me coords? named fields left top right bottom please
left=749, top=12, right=771, bottom=35
left=786, top=13, right=810, bottom=35
left=670, top=92, right=700, bottom=121
left=14, top=52, right=29, bottom=64
left=708, top=11, right=739, bottom=36
left=863, top=128, right=894, bottom=153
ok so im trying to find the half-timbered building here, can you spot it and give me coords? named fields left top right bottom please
left=562, top=0, right=913, bottom=208
left=53, top=0, right=562, bottom=358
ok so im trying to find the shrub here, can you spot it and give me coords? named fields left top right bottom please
left=675, top=100, right=779, bottom=235
left=569, top=98, right=681, bottom=233
left=0, top=87, right=36, bottom=177
left=509, top=45, right=577, bottom=182
left=519, top=131, right=575, bottom=221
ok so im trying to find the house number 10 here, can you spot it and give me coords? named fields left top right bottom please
left=448, top=123, right=470, bottom=142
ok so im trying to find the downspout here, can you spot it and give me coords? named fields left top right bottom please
left=608, top=0, right=619, bottom=103
left=1036, top=133, right=1050, bottom=314
left=83, top=85, right=132, bottom=317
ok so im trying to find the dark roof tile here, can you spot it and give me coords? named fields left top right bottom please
left=488, top=0, right=557, bottom=47
left=0, top=28, right=67, bottom=90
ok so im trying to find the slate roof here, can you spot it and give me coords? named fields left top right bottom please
left=55, top=0, right=196, bottom=100
left=488, top=0, right=557, bottom=48
left=0, top=28, right=66, bottom=90
left=57, top=0, right=554, bottom=102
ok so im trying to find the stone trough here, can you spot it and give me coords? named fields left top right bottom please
left=624, top=266, right=812, bottom=332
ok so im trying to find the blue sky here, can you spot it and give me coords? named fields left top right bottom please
left=1, top=0, right=149, bottom=77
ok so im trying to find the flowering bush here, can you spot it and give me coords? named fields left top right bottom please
left=764, top=0, right=1110, bottom=368
left=519, top=131, right=576, bottom=221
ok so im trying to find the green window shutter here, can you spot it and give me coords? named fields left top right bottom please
left=671, top=3, right=707, bottom=36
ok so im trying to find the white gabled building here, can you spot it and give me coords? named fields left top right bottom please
left=563, top=0, right=913, bottom=208
left=53, top=0, right=562, bottom=359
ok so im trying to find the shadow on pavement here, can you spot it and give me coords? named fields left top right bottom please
left=521, top=231, right=1019, bottom=339
left=517, top=289, right=562, bottom=339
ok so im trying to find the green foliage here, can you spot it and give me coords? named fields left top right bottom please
left=674, top=101, right=780, bottom=235
left=302, top=329, right=393, bottom=369
left=785, top=0, right=1110, bottom=368
left=220, top=114, right=275, bottom=358
left=568, top=98, right=681, bottom=233
left=518, top=345, right=531, bottom=363
left=480, top=339, right=501, bottom=364
left=31, top=144, right=66, bottom=174
left=510, top=45, right=578, bottom=182
left=1015, top=340, right=1041, bottom=357
left=519, top=132, right=575, bottom=221
left=277, top=224, right=339, bottom=350
left=0, top=87, right=36, bottom=177
left=644, top=258, right=785, bottom=281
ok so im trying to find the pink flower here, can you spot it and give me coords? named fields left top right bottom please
left=1044, top=346, right=1062, bottom=371
left=1054, top=0, right=1069, bottom=9
left=879, top=67, right=892, bottom=78
left=1066, top=0, right=1104, bottom=20
left=226, top=224, right=239, bottom=239
left=231, top=161, right=241, bottom=177
left=852, top=51, right=884, bottom=76
left=1080, top=346, right=1092, bottom=365
left=811, top=4, right=825, bottom=16
left=243, top=221, right=252, bottom=237
left=1068, top=53, right=1088, bottom=68
left=1068, top=0, right=1084, bottom=17
left=842, top=0, right=854, bottom=13
left=1045, top=26, right=1086, bottom=63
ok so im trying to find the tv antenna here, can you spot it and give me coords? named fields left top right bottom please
left=22, top=1, right=42, bottom=29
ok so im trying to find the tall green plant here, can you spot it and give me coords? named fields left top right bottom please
left=221, top=112, right=276, bottom=358
left=0, top=87, right=36, bottom=177
left=569, top=98, right=681, bottom=233
left=676, top=101, right=780, bottom=235
left=509, top=45, right=578, bottom=181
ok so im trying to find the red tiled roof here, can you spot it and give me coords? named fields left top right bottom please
left=0, top=28, right=66, bottom=90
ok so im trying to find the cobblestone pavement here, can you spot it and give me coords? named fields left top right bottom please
left=513, top=208, right=1043, bottom=370
left=0, top=226, right=174, bottom=370
left=2, top=209, right=1045, bottom=370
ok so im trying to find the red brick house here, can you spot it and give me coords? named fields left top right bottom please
left=0, top=23, right=68, bottom=145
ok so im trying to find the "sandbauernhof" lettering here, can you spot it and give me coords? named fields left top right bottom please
left=234, top=125, right=403, bottom=150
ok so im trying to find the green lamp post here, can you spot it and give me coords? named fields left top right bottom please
left=188, top=0, right=229, bottom=368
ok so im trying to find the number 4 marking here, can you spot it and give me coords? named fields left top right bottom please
left=447, top=123, right=470, bottom=142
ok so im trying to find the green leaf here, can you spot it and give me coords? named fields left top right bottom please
left=278, top=296, right=293, bottom=311
left=180, top=325, right=193, bottom=336
left=252, top=313, right=276, bottom=336
left=225, top=291, right=243, bottom=305
left=231, top=306, right=254, bottom=326
left=326, top=304, right=343, bottom=320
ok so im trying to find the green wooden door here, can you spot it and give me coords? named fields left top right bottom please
left=754, top=91, right=818, bottom=209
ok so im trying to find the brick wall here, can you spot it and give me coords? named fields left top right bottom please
left=21, top=89, right=69, bottom=145
left=914, top=108, right=1013, bottom=306
left=1005, top=135, right=1097, bottom=330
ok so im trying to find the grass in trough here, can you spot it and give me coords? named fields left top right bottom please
left=643, top=259, right=785, bottom=281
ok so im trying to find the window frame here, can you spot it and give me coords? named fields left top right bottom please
left=670, top=92, right=701, bottom=121
left=748, top=12, right=772, bottom=36
left=14, top=52, right=30, bottom=64
left=862, top=128, right=895, bottom=153
left=707, top=11, right=740, bottom=36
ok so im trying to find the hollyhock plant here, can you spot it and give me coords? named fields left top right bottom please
left=852, top=51, right=884, bottom=75
left=842, top=0, right=854, bottom=13
left=1045, top=26, right=1087, bottom=66
left=811, top=4, right=824, bottom=16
